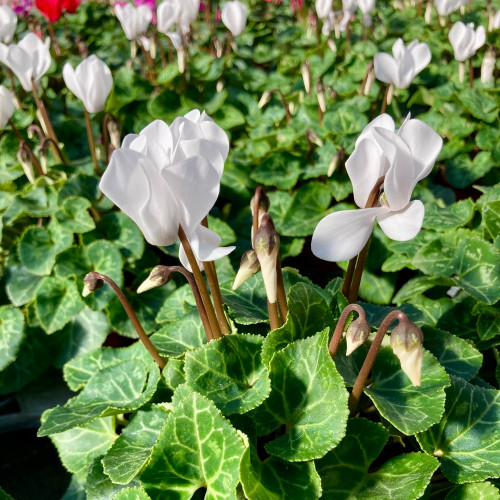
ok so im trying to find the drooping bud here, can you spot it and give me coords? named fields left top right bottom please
left=233, top=249, right=261, bottom=290
left=82, top=272, right=104, bottom=297
left=253, top=214, right=280, bottom=304
left=306, top=129, right=323, bottom=147
left=327, top=38, right=337, bottom=52
left=315, top=78, right=326, bottom=113
left=390, top=319, right=423, bottom=386
left=301, top=60, right=311, bottom=96
left=345, top=316, right=371, bottom=356
left=137, top=266, right=173, bottom=293
left=363, top=68, right=375, bottom=96
left=107, top=118, right=121, bottom=150
left=258, top=90, right=272, bottom=109
left=17, top=143, right=35, bottom=184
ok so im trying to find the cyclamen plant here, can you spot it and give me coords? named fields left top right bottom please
left=0, top=1, right=499, bottom=499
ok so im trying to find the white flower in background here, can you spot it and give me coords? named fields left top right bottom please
left=316, top=0, right=332, bottom=19
left=374, top=38, right=431, bottom=89
left=434, top=0, right=460, bottom=17
left=0, top=6, right=17, bottom=45
left=481, top=48, right=496, bottom=83
left=157, top=0, right=181, bottom=34
left=448, top=21, right=486, bottom=62
left=179, top=0, right=199, bottom=29
left=115, top=4, right=152, bottom=41
left=100, top=111, right=227, bottom=250
left=0, top=33, right=51, bottom=91
left=222, top=0, right=247, bottom=37
left=358, top=0, right=375, bottom=26
left=63, top=55, right=113, bottom=113
left=0, top=85, right=14, bottom=128
left=490, top=10, right=500, bottom=31
left=311, top=114, right=442, bottom=262
left=339, top=0, right=356, bottom=31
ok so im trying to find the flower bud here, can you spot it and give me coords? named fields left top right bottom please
left=250, top=188, right=270, bottom=218
left=363, top=68, right=375, bottom=96
left=315, top=78, right=326, bottom=113
left=306, top=129, right=323, bottom=147
left=301, top=60, right=311, bottom=96
left=253, top=214, right=280, bottom=304
left=17, top=144, right=35, bottom=184
left=107, top=118, right=121, bottom=150
left=258, top=90, right=272, bottom=109
left=481, top=48, right=496, bottom=84
left=345, top=316, right=371, bottom=356
left=390, top=319, right=423, bottom=386
left=233, top=249, right=261, bottom=290
left=137, top=266, right=173, bottom=293
left=82, top=272, right=104, bottom=297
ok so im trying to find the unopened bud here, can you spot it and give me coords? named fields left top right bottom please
left=363, top=69, right=375, bottom=96
left=315, top=79, right=326, bottom=113
left=137, top=266, right=173, bottom=293
left=390, top=319, right=423, bottom=386
left=178, top=46, right=186, bottom=74
left=233, top=250, right=261, bottom=290
left=17, top=144, right=35, bottom=184
left=253, top=214, right=280, bottom=303
left=258, top=90, right=272, bottom=109
left=345, top=316, right=370, bottom=356
left=306, top=129, right=323, bottom=147
left=481, top=48, right=496, bottom=84
left=108, top=119, right=121, bottom=150
left=82, top=272, right=104, bottom=297
left=327, top=38, right=337, bottom=52
left=250, top=188, right=270, bottom=217
left=424, top=1, right=432, bottom=23
left=301, top=60, right=311, bottom=96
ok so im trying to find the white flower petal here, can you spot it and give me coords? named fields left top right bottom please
left=409, top=42, right=432, bottom=76
left=377, top=199, right=424, bottom=241
left=356, top=113, right=395, bottom=148
left=63, top=63, right=83, bottom=102
left=374, top=52, right=398, bottom=85
left=311, top=207, right=388, bottom=262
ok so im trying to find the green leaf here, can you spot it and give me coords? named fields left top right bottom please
left=358, top=269, right=396, bottom=305
left=363, top=347, right=450, bottom=435
left=49, top=417, right=116, bottom=482
left=423, top=199, right=475, bottom=231
left=155, top=284, right=197, bottom=323
left=240, top=444, right=322, bottom=500
left=268, top=183, right=333, bottom=237
left=18, top=226, right=57, bottom=276
left=417, top=376, right=500, bottom=484
left=262, top=282, right=336, bottom=365
left=445, top=152, right=494, bottom=189
left=323, top=106, right=368, bottom=135
left=63, top=343, right=150, bottom=391
left=393, top=276, right=449, bottom=305
left=250, top=152, right=302, bottom=190
left=317, top=418, right=439, bottom=499
left=250, top=330, right=348, bottom=461
left=207, top=216, right=236, bottom=246
left=99, top=212, right=145, bottom=260
left=482, top=200, right=500, bottom=241
left=422, top=327, right=482, bottom=381
left=102, top=406, right=169, bottom=484
left=412, top=233, right=455, bottom=277
left=38, top=359, right=160, bottom=436
left=0, top=306, right=25, bottom=371
left=54, top=196, right=96, bottom=233
left=35, top=277, right=85, bottom=334
left=5, top=248, right=43, bottom=306
left=185, top=334, right=271, bottom=415
left=150, top=310, right=206, bottom=358
left=445, top=482, right=500, bottom=499
left=86, top=459, right=141, bottom=500
left=140, top=391, right=245, bottom=500
left=162, top=359, right=185, bottom=391
left=452, top=239, right=500, bottom=305
left=458, top=89, right=499, bottom=123
left=112, top=489, right=151, bottom=500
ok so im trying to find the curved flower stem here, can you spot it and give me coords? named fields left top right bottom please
left=155, top=265, right=214, bottom=342
left=359, top=60, right=374, bottom=96
left=9, top=119, right=44, bottom=177
left=270, top=89, right=291, bottom=123
left=201, top=217, right=230, bottom=335
left=344, top=176, right=385, bottom=302
left=268, top=300, right=281, bottom=330
left=40, top=137, right=65, bottom=165
left=84, top=108, right=99, bottom=174
left=329, top=303, right=366, bottom=358
left=348, top=310, right=407, bottom=415
left=31, top=78, right=61, bottom=158
left=178, top=225, right=223, bottom=339
left=89, top=272, right=166, bottom=370
left=102, top=114, right=111, bottom=164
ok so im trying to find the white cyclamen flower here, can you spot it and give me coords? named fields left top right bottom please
left=179, top=0, right=199, bottom=29
left=358, top=0, right=375, bottom=14
left=0, top=85, right=14, bottom=128
left=316, top=0, right=331, bottom=18
left=481, top=48, right=496, bottom=83
left=0, top=33, right=51, bottom=91
left=434, top=0, right=460, bottom=17
left=311, top=114, right=442, bottom=262
left=374, top=38, right=431, bottom=89
left=0, top=6, right=17, bottom=45
left=115, top=4, right=152, bottom=41
left=157, top=0, right=181, bottom=34
left=63, top=55, right=113, bottom=113
left=222, top=1, right=247, bottom=37
left=448, top=21, right=486, bottom=62
left=100, top=110, right=228, bottom=248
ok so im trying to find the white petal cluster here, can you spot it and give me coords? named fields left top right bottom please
left=448, top=21, right=486, bottom=62
left=157, top=0, right=198, bottom=35
left=311, top=114, right=443, bottom=262
left=374, top=38, right=431, bottom=89
left=434, top=0, right=461, bottom=17
left=0, top=33, right=51, bottom=91
left=115, top=4, right=152, bottom=40
left=0, top=6, right=17, bottom=45
left=63, top=55, right=113, bottom=113
left=222, top=1, right=248, bottom=37
left=100, top=110, right=230, bottom=260
left=0, top=85, right=14, bottom=128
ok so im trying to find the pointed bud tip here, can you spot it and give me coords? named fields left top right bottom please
left=82, top=284, right=92, bottom=297
left=391, top=318, right=423, bottom=387
left=137, top=266, right=172, bottom=293
left=345, top=316, right=370, bottom=356
left=233, top=250, right=261, bottom=290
